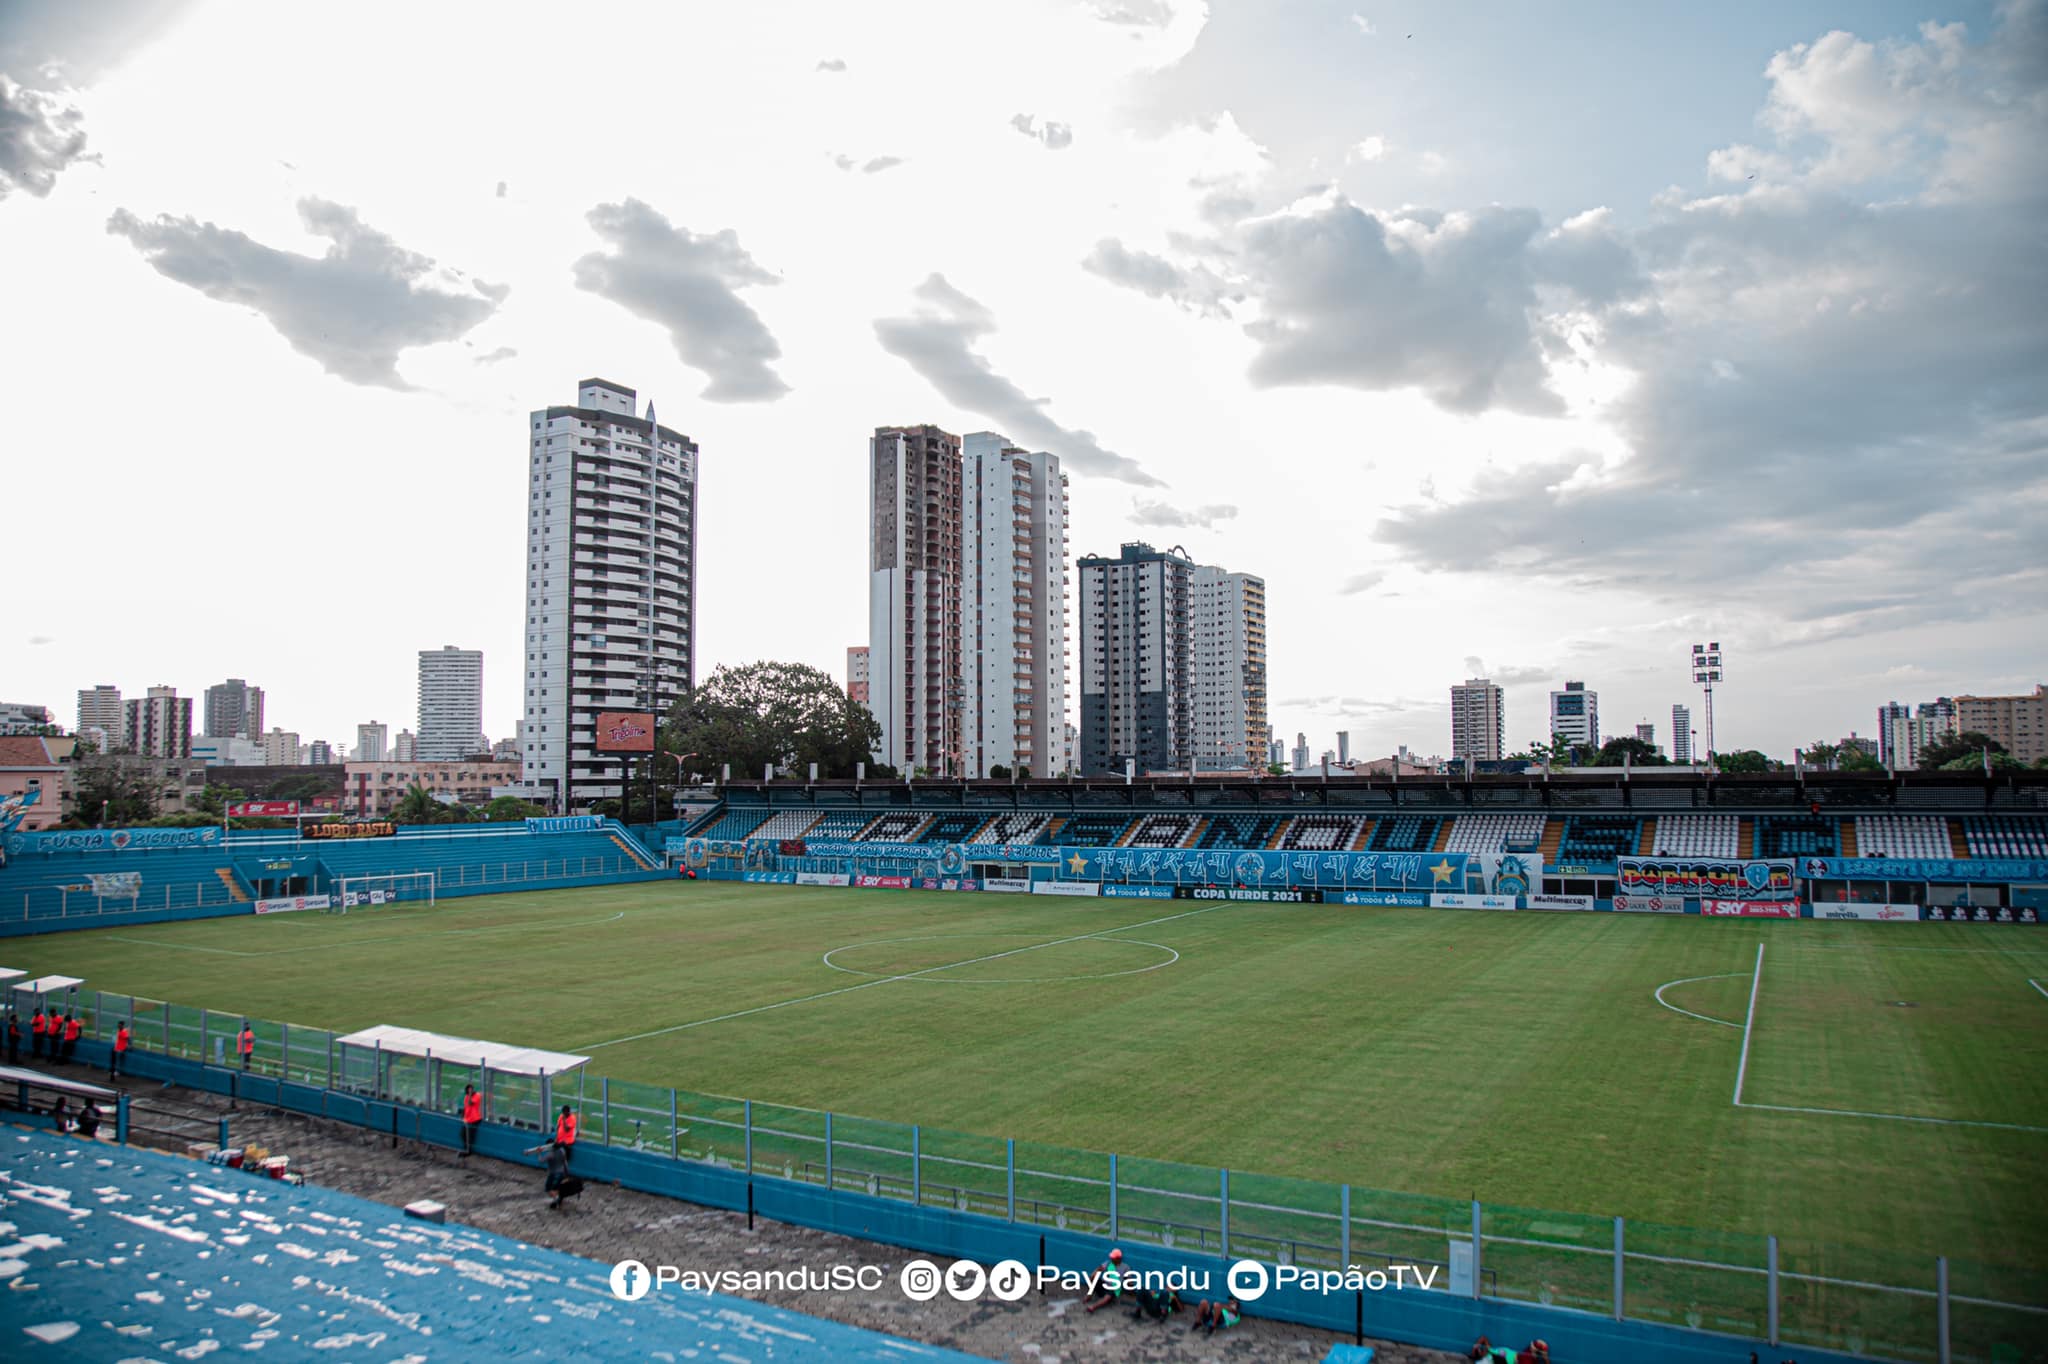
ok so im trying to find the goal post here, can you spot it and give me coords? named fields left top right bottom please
left=332, top=872, right=437, bottom=912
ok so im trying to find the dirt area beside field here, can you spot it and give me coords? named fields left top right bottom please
left=113, top=1078, right=1462, bottom=1364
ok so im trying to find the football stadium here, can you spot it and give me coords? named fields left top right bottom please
left=5, top=769, right=2045, bottom=1362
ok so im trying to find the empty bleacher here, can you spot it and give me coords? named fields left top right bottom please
left=1196, top=813, right=1284, bottom=849
left=973, top=812, right=1053, bottom=845
left=1651, top=814, right=1740, bottom=858
left=1557, top=816, right=1642, bottom=864
left=1964, top=816, right=2048, bottom=858
left=1370, top=815, right=1442, bottom=851
left=1855, top=815, right=1951, bottom=860
left=1126, top=814, right=1197, bottom=848
left=1059, top=814, right=1134, bottom=847
left=1445, top=813, right=1546, bottom=854
left=1753, top=814, right=1839, bottom=858
left=918, top=812, right=987, bottom=844
left=698, top=808, right=772, bottom=841
left=1278, top=814, right=1367, bottom=850
left=0, top=846, right=242, bottom=916
left=857, top=812, right=928, bottom=842
left=745, top=810, right=822, bottom=843
left=799, top=811, right=872, bottom=840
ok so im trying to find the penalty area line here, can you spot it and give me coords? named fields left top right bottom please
left=2031, top=978, right=2048, bottom=1001
left=1734, top=1100, right=2048, bottom=1135
left=1652, top=972, right=1746, bottom=1029
left=574, top=900, right=1241, bottom=1051
left=1731, top=941, right=1766, bottom=1105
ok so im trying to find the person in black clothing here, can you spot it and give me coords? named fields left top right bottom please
left=76, top=1102, right=102, bottom=1139
left=543, top=1143, right=582, bottom=1209
left=5, top=1013, right=19, bottom=1066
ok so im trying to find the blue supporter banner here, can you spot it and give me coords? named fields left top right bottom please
left=6, top=826, right=222, bottom=855
left=1799, top=856, right=2048, bottom=881
left=1619, top=857, right=1797, bottom=901
left=799, top=839, right=1065, bottom=865
left=525, top=815, right=602, bottom=834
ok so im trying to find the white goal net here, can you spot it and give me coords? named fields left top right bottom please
left=332, top=872, right=437, bottom=912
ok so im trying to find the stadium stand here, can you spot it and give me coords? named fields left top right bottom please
left=974, top=812, right=1052, bottom=844
left=1059, top=814, right=1134, bottom=846
left=745, top=810, right=821, bottom=842
left=857, top=811, right=928, bottom=841
left=1194, top=812, right=1281, bottom=848
left=1557, top=816, right=1642, bottom=863
left=1446, top=813, right=1546, bottom=853
left=0, top=846, right=240, bottom=908
left=1855, top=814, right=1950, bottom=860
left=1279, top=814, right=1367, bottom=850
left=1650, top=814, right=1740, bottom=858
left=0, top=1128, right=978, bottom=1363
left=1753, top=814, right=1839, bottom=858
left=698, top=808, right=772, bottom=841
left=1965, top=815, right=2048, bottom=858
left=919, top=812, right=987, bottom=843
left=1370, top=815, right=1442, bottom=851
left=1126, top=813, right=1197, bottom=847
left=799, top=810, right=873, bottom=839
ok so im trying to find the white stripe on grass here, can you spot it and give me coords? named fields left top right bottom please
left=1652, top=972, right=1747, bottom=1029
left=1731, top=942, right=1766, bottom=1105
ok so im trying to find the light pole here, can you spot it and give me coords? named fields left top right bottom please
left=1691, top=642, right=1723, bottom=761
left=654, top=751, right=699, bottom=825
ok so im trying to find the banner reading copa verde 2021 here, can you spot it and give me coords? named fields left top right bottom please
left=1618, top=857, right=1796, bottom=901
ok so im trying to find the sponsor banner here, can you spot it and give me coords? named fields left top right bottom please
left=961, top=843, right=1068, bottom=866
left=1337, top=891, right=1431, bottom=907
left=795, top=871, right=852, bottom=887
left=299, top=821, right=397, bottom=841
left=527, top=815, right=602, bottom=834
left=1620, top=857, right=1797, bottom=901
left=1432, top=893, right=1519, bottom=910
left=1527, top=893, right=1596, bottom=911
left=1802, top=856, right=2048, bottom=881
left=1174, top=885, right=1326, bottom=903
left=255, top=894, right=331, bottom=915
left=1100, top=884, right=1178, bottom=899
left=593, top=711, right=656, bottom=753
left=669, top=837, right=746, bottom=866
left=1922, top=903, right=2041, bottom=923
left=1812, top=902, right=1920, bottom=922
left=795, top=844, right=1540, bottom=893
left=854, top=875, right=912, bottom=889
left=88, top=872, right=143, bottom=895
left=340, top=890, right=391, bottom=907
left=916, top=877, right=980, bottom=892
left=6, top=826, right=223, bottom=855
left=228, top=800, right=299, bottom=818
left=1553, top=864, right=1593, bottom=877
left=742, top=871, right=797, bottom=884
left=1611, top=893, right=1685, bottom=913
left=982, top=877, right=1033, bottom=893
left=1031, top=880, right=1101, bottom=897
left=1702, top=899, right=1802, bottom=918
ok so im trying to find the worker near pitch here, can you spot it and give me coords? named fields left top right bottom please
left=460, top=1083, right=484, bottom=1157
left=555, top=1104, right=578, bottom=1165
left=238, top=1021, right=256, bottom=1070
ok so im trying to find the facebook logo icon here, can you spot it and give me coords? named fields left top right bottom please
left=610, top=1259, right=653, bottom=1301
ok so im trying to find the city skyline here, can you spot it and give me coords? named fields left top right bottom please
left=5, top=2, right=2044, bottom=759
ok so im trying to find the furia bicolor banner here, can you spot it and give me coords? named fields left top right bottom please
left=7, top=826, right=223, bottom=856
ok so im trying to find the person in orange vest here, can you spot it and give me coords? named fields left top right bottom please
left=238, top=1022, right=255, bottom=1070
left=62, top=1012, right=82, bottom=1065
left=112, top=1021, right=132, bottom=1080
left=554, top=1105, right=578, bottom=1165
left=29, top=1006, right=47, bottom=1062
left=460, top=1083, right=483, bottom=1157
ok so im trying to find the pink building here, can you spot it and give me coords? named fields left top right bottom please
left=0, top=736, right=65, bottom=831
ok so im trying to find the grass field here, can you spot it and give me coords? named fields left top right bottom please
left=12, top=883, right=2048, bottom=1297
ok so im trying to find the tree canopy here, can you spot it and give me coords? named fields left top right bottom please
left=662, top=661, right=881, bottom=780
left=1596, top=736, right=1668, bottom=766
left=1713, top=749, right=1776, bottom=774
left=1917, top=732, right=2006, bottom=770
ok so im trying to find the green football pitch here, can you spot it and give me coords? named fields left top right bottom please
left=12, top=882, right=2048, bottom=1280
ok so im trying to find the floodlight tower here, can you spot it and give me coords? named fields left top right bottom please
left=1691, top=642, right=1723, bottom=760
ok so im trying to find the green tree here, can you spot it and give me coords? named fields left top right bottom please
left=483, top=795, right=548, bottom=822
left=1799, top=740, right=1840, bottom=769
left=1917, top=731, right=2006, bottom=770
left=1265, top=763, right=1287, bottom=777
left=987, top=763, right=1012, bottom=780
left=1714, top=749, right=1775, bottom=774
left=69, top=759, right=160, bottom=825
left=1941, top=751, right=2024, bottom=772
left=663, top=661, right=883, bottom=781
left=1595, top=736, right=1668, bottom=766
left=393, top=783, right=445, bottom=824
left=1839, top=746, right=1884, bottom=772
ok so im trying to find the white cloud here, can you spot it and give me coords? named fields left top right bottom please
left=1348, top=135, right=1387, bottom=163
left=1350, top=15, right=1376, bottom=37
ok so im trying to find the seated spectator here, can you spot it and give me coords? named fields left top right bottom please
left=1189, top=1297, right=1241, bottom=1335
left=1082, top=1247, right=1124, bottom=1313
left=1129, top=1286, right=1181, bottom=1321
left=76, top=1102, right=102, bottom=1139
left=49, top=1095, right=73, bottom=1133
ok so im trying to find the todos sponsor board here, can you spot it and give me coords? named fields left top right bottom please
left=742, top=871, right=797, bottom=884
left=982, top=877, right=1032, bottom=893
left=1031, top=881, right=1100, bottom=897
left=1099, top=884, right=1178, bottom=899
left=1432, top=893, right=1518, bottom=910
left=1611, top=893, right=1684, bottom=913
left=1702, top=899, right=1801, bottom=918
left=255, top=894, right=331, bottom=915
left=1337, top=891, right=1430, bottom=907
left=854, top=874, right=911, bottom=889
left=1923, top=903, right=2039, bottom=923
left=1527, top=893, right=1596, bottom=911
left=1812, top=902, right=1919, bottom=922
left=795, top=871, right=852, bottom=887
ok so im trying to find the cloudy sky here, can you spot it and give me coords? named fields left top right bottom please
left=3, top=0, right=2043, bottom=761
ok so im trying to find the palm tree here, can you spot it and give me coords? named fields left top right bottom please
left=394, top=782, right=442, bottom=825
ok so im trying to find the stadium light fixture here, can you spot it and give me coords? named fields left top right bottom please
left=1690, top=642, right=1724, bottom=760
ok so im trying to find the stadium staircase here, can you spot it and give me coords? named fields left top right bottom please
left=214, top=868, right=249, bottom=903
left=1949, top=819, right=1969, bottom=858
left=1637, top=821, right=1657, bottom=855
left=1839, top=821, right=1857, bottom=858
left=1350, top=820, right=1375, bottom=850
left=1188, top=816, right=1211, bottom=848
left=609, top=833, right=655, bottom=871
left=1739, top=819, right=1756, bottom=857
left=1431, top=821, right=1453, bottom=852
left=1265, top=820, right=1289, bottom=849
left=1539, top=818, right=1565, bottom=862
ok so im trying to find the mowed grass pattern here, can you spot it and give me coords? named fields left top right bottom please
left=12, top=882, right=2047, bottom=1278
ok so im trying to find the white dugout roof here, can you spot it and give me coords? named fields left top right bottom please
left=335, top=1024, right=588, bottom=1077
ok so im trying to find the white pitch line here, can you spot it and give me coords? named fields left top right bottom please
left=1652, top=972, right=1746, bottom=1029
left=1735, top=1100, right=2048, bottom=1135
left=2030, top=978, right=2048, bottom=1001
left=576, top=901, right=1238, bottom=1051
left=1731, top=941, right=1766, bottom=1106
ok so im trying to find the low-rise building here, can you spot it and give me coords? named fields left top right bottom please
left=0, top=736, right=65, bottom=831
left=343, top=760, right=520, bottom=817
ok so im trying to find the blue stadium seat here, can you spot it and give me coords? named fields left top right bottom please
left=1557, top=816, right=1642, bottom=863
